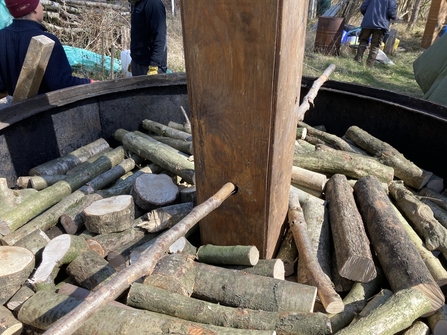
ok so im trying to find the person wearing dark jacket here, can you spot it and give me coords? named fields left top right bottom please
left=354, top=0, right=398, bottom=67
left=0, top=0, right=93, bottom=99
left=129, top=0, right=167, bottom=76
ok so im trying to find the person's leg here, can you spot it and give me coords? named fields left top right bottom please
left=131, top=62, right=149, bottom=76
left=354, top=28, right=371, bottom=62
left=366, top=29, right=385, bottom=67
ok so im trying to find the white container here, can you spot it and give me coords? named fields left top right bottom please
left=120, top=50, right=132, bottom=78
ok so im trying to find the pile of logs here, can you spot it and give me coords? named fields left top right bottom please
left=1, top=110, right=447, bottom=335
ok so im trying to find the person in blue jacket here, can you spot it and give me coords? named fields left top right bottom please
left=354, top=0, right=398, bottom=67
left=0, top=0, right=94, bottom=99
left=129, top=0, right=167, bottom=76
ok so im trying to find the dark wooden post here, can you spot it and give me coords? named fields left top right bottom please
left=181, top=0, right=308, bottom=258
left=421, top=0, right=447, bottom=49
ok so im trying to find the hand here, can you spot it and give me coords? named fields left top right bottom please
left=147, top=65, right=159, bottom=75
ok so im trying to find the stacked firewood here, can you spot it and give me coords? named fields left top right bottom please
left=1, top=114, right=447, bottom=335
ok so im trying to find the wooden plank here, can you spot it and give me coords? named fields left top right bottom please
left=421, top=0, right=447, bottom=49
left=12, top=35, right=55, bottom=103
left=181, top=0, right=308, bottom=258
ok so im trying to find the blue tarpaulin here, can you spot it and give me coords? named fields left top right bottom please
left=63, top=45, right=122, bottom=74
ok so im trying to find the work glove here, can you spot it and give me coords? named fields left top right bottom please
left=147, top=66, right=159, bottom=75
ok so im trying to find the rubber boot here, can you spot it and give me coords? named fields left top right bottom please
left=354, top=44, right=366, bottom=63
left=366, top=46, right=379, bottom=67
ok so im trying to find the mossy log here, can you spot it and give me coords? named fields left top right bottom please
left=349, top=289, right=393, bottom=325
left=29, top=234, right=89, bottom=291
left=0, top=147, right=124, bottom=236
left=293, top=144, right=394, bottom=183
left=66, top=250, right=116, bottom=291
left=197, top=244, right=259, bottom=266
left=121, top=131, right=195, bottom=184
left=59, top=193, right=103, bottom=234
left=131, top=173, right=179, bottom=210
left=127, top=283, right=332, bottom=335
left=18, top=290, right=275, bottom=335
left=168, top=236, right=198, bottom=256
left=136, top=202, right=194, bottom=233
left=13, top=228, right=50, bottom=256
left=288, top=187, right=344, bottom=314
left=29, top=138, right=110, bottom=176
left=389, top=180, right=447, bottom=256
left=427, top=304, right=447, bottom=335
left=401, top=320, right=430, bottom=335
left=6, top=283, right=35, bottom=312
left=291, top=166, right=327, bottom=193
left=0, top=305, right=22, bottom=335
left=141, top=119, right=193, bottom=141
left=65, top=149, right=112, bottom=176
left=325, top=174, right=376, bottom=282
left=354, top=175, right=445, bottom=315
left=150, top=135, right=194, bottom=155
left=83, top=195, right=135, bottom=234
left=0, top=246, right=35, bottom=305
left=335, top=288, right=431, bottom=335
left=345, top=125, right=432, bottom=190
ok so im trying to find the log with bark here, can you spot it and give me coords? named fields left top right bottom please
left=127, top=282, right=332, bottom=335
left=335, top=288, right=431, bottom=335
left=135, top=202, right=194, bottom=233
left=0, top=246, right=35, bottom=305
left=345, top=125, right=432, bottom=190
left=6, top=283, right=35, bottom=312
left=288, top=187, right=344, bottom=314
left=19, top=290, right=276, bottom=335
left=13, top=228, right=50, bottom=257
left=354, top=175, right=445, bottom=315
left=59, top=193, right=103, bottom=234
left=325, top=174, right=376, bottom=282
left=141, top=119, right=193, bottom=141
left=224, top=259, right=285, bottom=279
left=0, top=305, right=23, bottom=335
left=17, top=175, right=66, bottom=190
left=293, top=144, right=394, bottom=184
left=401, top=320, right=431, bottom=335
left=419, top=187, right=447, bottom=212
left=275, top=228, right=298, bottom=277
left=291, top=166, right=327, bottom=193
left=150, top=135, right=194, bottom=155
left=349, top=288, right=393, bottom=325
left=196, top=244, right=259, bottom=266
left=131, top=173, right=179, bottom=210
left=428, top=304, right=447, bottom=335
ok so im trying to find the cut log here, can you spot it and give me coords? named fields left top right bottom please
left=6, top=283, right=35, bottom=312
left=297, top=121, right=357, bottom=153
left=142, top=119, right=193, bottom=141
left=66, top=250, right=116, bottom=291
left=131, top=173, right=179, bottom=210
left=127, top=282, right=332, bottom=335
left=428, top=304, right=447, bottom=335
left=421, top=198, right=447, bottom=229
left=419, top=187, right=447, bottom=212
left=122, top=131, right=195, bottom=184
left=150, top=135, right=194, bottom=155
left=329, top=270, right=383, bottom=333
left=401, top=320, right=430, bottom=335
left=168, top=120, right=191, bottom=134
left=0, top=246, right=35, bottom=305
left=26, top=175, right=67, bottom=190
left=391, top=202, right=447, bottom=286
left=345, top=125, right=432, bottom=190
left=168, top=236, right=197, bottom=255
left=330, top=247, right=354, bottom=293
left=59, top=193, right=103, bottom=234
left=293, top=144, right=394, bottom=184
left=19, top=290, right=275, bottom=334
left=29, top=234, right=89, bottom=291
left=325, top=174, right=376, bottom=282
left=288, top=187, right=344, bottom=314
left=13, top=228, right=50, bottom=257
left=83, top=195, right=135, bottom=234
left=275, top=228, right=298, bottom=277
left=0, top=147, right=124, bottom=235
left=197, top=244, right=259, bottom=266
left=354, top=175, right=445, bottom=315
left=136, top=202, right=194, bottom=233
left=291, top=166, right=327, bottom=193
left=349, top=288, right=393, bottom=325
left=41, top=182, right=236, bottom=335
left=64, top=148, right=113, bottom=176
left=389, top=180, right=447, bottom=256
left=12, top=35, right=54, bottom=103
left=29, top=138, right=110, bottom=176
left=335, top=288, right=431, bottom=335
left=0, top=305, right=22, bottom=335
left=224, top=259, right=285, bottom=280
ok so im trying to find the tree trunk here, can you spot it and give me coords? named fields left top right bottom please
left=66, top=250, right=116, bottom=291
left=197, top=244, right=259, bottom=266
left=122, top=131, right=195, bottom=184
left=29, top=138, right=110, bottom=176
left=136, top=202, right=194, bottom=233
left=345, top=125, right=432, bottom=190
left=127, top=282, right=332, bottom=335
left=288, top=187, right=344, bottom=314
left=0, top=147, right=124, bottom=236
left=83, top=195, right=135, bottom=234
left=336, top=289, right=431, bottom=335
left=325, top=174, right=376, bottom=282
left=354, top=175, right=444, bottom=315
left=293, top=144, right=394, bottom=184
left=41, top=182, right=236, bottom=335
left=131, top=173, right=179, bottom=210
left=29, top=234, right=89, bottom=291
left=19, top=290, right=275, bottom=335
left=0, top=305, right=22, bottom=335
left=0, top=246, right=35, bottom=305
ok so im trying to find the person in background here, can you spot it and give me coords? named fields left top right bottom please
left=129, top=0, right=167, bottom=76
left=0, top=0, right=95, bottom=99
left=354, top=0, right=398, bottom=67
